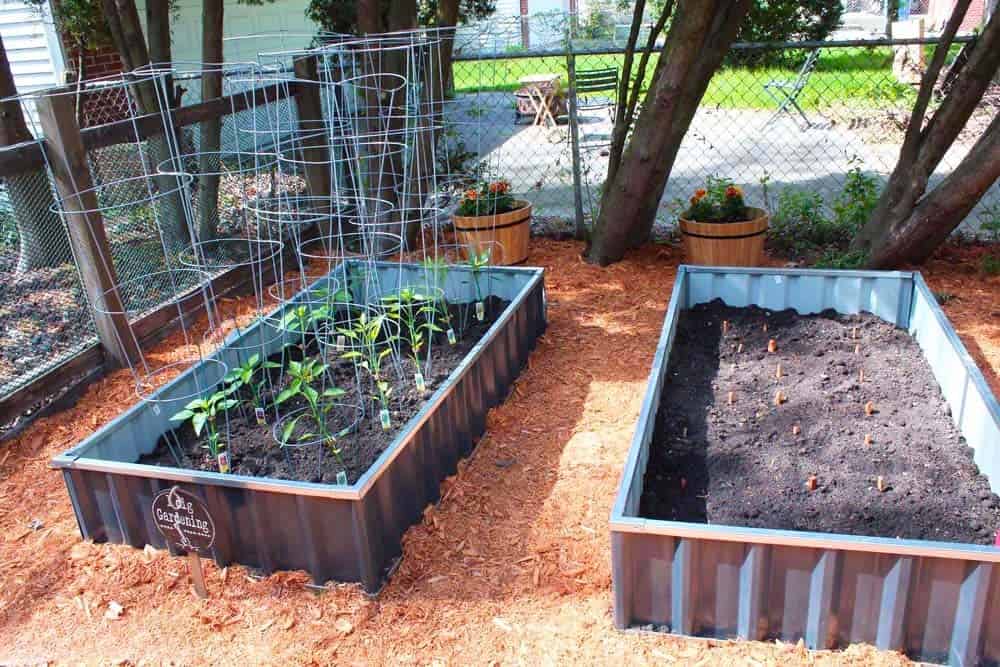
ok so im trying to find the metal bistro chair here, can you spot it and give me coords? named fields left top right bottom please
left=763, top=48, right=820, bottom=129
left=575, top=66, right=619, bottom=120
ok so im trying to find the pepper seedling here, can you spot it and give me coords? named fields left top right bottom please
left=171, top=389, right=238, bottom=472
left=383, top=288, right=442, bottom=393
left=275, top=358, right=347, bottom=462
left=338, top=311, right=396, bottom=430
left=421, top=257, right=457, bottom=344
left=224, top=353, right=281, bottom=425
left=467, top=247, right=492, bottom=321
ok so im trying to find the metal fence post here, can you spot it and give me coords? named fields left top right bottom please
left=565, top=25, right=587, bottom=240
left=35, top=90, right=141, bottom=368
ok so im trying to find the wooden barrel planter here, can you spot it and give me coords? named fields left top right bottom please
left=453, top=201, right=531, bottom=266
left=679, top=207, right=769, bottom=267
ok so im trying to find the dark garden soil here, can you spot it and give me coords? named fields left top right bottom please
left=641, top=299, right=1000, bottom=545
left=139, top=297, right=510, bottom=484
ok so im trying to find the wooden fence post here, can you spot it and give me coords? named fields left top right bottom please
left=292, top=55, right=333, bottom=236
left=35, top=90, right=141, bottom=368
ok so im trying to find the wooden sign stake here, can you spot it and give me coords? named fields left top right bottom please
left=188, top=551, right=208, bottom=598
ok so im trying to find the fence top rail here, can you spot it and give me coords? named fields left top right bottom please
left=454, top=34, right=976, bottom=61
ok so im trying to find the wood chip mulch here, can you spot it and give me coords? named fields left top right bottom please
left=0, top=239, right=996, bottom=665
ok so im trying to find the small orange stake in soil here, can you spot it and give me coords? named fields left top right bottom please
left=877, top=476, right=886, bottom=492
left=774, top=390, right=786, bottom=406
left=854, top=343, right=861, bottom=354
left=727, top=391, right=735, bottom=405
left=767, top=339, right=778, bottom=353
left=859, top=369, right=865, bottom=382
left=775, top=363, right=782, bottom=379
left=865, top=401, right=876, bottom=416
left=722, top=320, right=729, bottom=334
left=680, top=477, right=687, bottom=490
left=806, top=475, right=817, bottom=491
left=763, top=322, right=768, bottom=333
left=792, top=424, right=801, bottom=436
left=864, top=434, right=873, bottom=446
left=852, top=326, right=858, bottom=340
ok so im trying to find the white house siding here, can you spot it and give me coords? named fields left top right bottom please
left=0, top=0, right=65, bottom=134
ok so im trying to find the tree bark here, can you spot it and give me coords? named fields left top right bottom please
left=866, top=113, right=999, bottom=267
left=852, top=6, right=1000, bottom=265
left=586, top=0, right=752, bottom=265
left=198, top=0, right=224, bottom=241
left=0, top=33, right=70, bottom=273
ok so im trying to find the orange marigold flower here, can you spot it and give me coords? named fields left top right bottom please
left=725, top=185, right=743, bottom=198
left=464, top=189, right=478, bottom=200
left=694, top=188, right=707, bottom=198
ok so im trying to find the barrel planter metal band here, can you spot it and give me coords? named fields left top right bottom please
left=53, top=261, right=546, bottom=593
left=453, top=201, right=532, bottom=266
left=678, top=208, right=768, bottom=267
left=610, top=266, right=1000, bottom=666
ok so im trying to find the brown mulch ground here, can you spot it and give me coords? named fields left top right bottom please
left=0, top=239, right=996, bottom=665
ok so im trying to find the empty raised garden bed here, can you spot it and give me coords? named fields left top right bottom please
left=611, top=266, right=1000, bottom=666
left=53, top=261, right=545, bottom=592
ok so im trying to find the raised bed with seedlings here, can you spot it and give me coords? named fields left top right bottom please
left=611, top=266, right=1000, bottom=666
left=54, top=260, right=545, bottom=592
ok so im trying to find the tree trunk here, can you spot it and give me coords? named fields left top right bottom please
left=198, top=0, right=224, bottom=242
left=436, top=0, right=460, bottom=97
left=146, top=0, right=176, bottom=103
left=102, top=0, right=190, bottom=254
left=866, top=114, right=1000, bottom=267
left=586, top=0, right=752, bottom=265
left=852, top=6, right=1000, bottom=266
left=0, top=34, right=71, bottom=273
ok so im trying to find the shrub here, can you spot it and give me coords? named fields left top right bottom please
left=731, top=0, right=844, bottom=67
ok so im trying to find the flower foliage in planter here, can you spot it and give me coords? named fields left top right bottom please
left=682, top=176, right=753, bottom=223
left=456, top=179, right=517, bottom=217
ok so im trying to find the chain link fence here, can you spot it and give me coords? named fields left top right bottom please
left=450, top=38, right=999, bottom=238
left=0, top=33, right=997, bottom=410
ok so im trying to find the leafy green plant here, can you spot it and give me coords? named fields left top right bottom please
left=275, top=359, right=346, bottom=458
left=383, top=288, right=443, bottom=391
left=981, top=253, right=1000, bottom=276
left=171, top=389, right=238, bottom=469
left=338, top=311, right=396, bottom=430
left=279, top=303, right=330, bottom=348
left=831, top=165, right=879, bottom=233
left=467, top=247, right=492, bottom=321
left=224, top=353, right=280, bottom=424
left=422, top=256, right=457, bottom=344
left=814, top=248, right=868, bottom=269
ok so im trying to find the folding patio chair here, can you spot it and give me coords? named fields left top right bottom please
left=575, top=66, right=619, bottom=120
left=763, top=49, right=820, bottom=129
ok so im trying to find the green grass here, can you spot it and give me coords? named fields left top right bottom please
left=453, top=47, right=915, bottom=111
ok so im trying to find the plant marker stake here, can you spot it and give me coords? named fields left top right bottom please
left=774, top=390, right=785, bottom=406
left=806, top=475, right=817, bottom=492
left=415, top=372, right=426, bottom=393
left=217, top=451, right=230, bottom=474
left=737, top=343, right=744, bottom=353
left=865, top=401, right=875, bottom=416
left=152, top=487, right=213, bottom=600
left=852, top=326, right=858, bottom=340
left=877, top=476, right=885, bottom=493
left=380, top=408, right=391, bottom=431
left=775, top=363, right=782, bottom=380
left=188, top=551, right=208, bottom=598
left=854, top=343, right=860, bottom=355
left=255, top=407, right=266, bottom=426
left=680, top=477, right=687, bottom=490
left=767, top=339, right=777, bottom=353
left=336, top=335, right=345, bottom=352
left=763, top=322, right=768, bottom=333
left=727, top=390, right=735, bottom=405
left=792, top=424, right=801, bottom=436
left=335, top=471, right=348, bottom=485
left=475, top=301, right=485, bottom=321
left=722, top=320, right=729, bottom=335
left=447, top=328, right=457, bottom=345
left=859, top=369, right=865, bottom=383
left=864, top=434, right=873, bottom=446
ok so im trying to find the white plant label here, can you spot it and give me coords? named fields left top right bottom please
left=255, top=407, right=266, bottom=425
left=415, top=372, right=426, bottom=393
left=475, top=301, right=485, bottom=321
left=379, top=408, right=391, bottom=431
left=336, top=335, right=345, bottom=351
left=152, top=404, right=161, bottom=416
left=335, top=471, right=348, bottom=485
left=217, top=451, right=231, bottom=474
left=446, top=328, right=457, bottom=345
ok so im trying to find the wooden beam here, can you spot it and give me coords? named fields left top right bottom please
left=292, top=57, right=332, bottom=204
left=35, top=90, right=141, bottom=368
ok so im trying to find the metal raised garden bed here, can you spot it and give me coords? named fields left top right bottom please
left=611, top=266, right=1000, bottom=666
left=53, top=261, right=546, bottom=593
